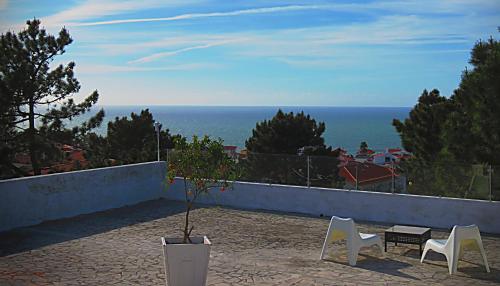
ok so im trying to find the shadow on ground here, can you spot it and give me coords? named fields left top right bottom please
left=0, top=199, right=189, bottom=257
left=459, top=264, right=499, bottom=283
left=324, top=253, right=419, bottom=280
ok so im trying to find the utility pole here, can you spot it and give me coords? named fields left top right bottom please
left=307, top=156, right=310, bottom=188
left=355, top=165, right=358, bottom=190
left=154, top=122, right=162, bottom=161
left=391, top=160, right=395, bottom=194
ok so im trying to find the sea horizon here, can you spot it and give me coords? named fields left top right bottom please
left=95, top=104, right=413, bottom=108
left=73, top=106, right=411, bottom=154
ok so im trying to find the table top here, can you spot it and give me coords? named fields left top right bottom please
left=385, top=225, right=431, bottom=235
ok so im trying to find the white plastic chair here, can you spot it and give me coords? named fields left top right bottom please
left=320, top=216, right=384, bottom=266
left=420, top=224, right=490, bottom=274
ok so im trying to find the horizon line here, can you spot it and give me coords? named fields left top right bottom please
left=94, top=104, right=413, bottom=108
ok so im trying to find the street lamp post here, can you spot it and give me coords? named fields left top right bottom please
left=154, top=122, right=162, bottom=161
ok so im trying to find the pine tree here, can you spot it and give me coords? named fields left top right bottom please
left=0, top=19, right=104, bottom=175
left=393, top=36, right=500, bottom=199
left=359, top=141, right=368, bottom=150
left=245, top=109, right=327, bottom=154
left=446, top=37, right=500, bottom=165
left=243, top=109, right=341, bottom=187
left=393, top=89, right=451, bottom=162
left=106, top=109, right=183, bottom=164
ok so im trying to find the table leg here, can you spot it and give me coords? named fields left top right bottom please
left=419, top=238, right=422, bottom=256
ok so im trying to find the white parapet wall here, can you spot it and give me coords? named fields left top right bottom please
left=165, top=179, right=500, bottom=234
left=0, top=161, right=167, bottom=232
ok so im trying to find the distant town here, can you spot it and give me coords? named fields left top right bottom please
left=230, top=144, right=411, bottom=193
left=13, top=142, right=409, bottom=194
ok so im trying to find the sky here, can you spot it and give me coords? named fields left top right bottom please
left=0, top=0, right=499, bottom=107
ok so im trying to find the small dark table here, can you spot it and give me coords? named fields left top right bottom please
left=385, top=225, right=431, bottom=255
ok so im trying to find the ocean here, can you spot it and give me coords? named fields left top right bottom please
left=75, top=106, right=411, bottom=154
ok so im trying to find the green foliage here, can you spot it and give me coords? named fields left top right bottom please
left=393, top=89, right=452, bottom=162
left=242, top=109, right=341, bottom=187
left=308, top=154, right=345, bottom=188
left=359, top=141, right=368, bottom=151
left=394, top=36, right=500, bottom=199
left=245, top=109, right=327, bottom=154
left=0, top=19, right=104, bottom=176
left=239, top=152, right=307, bottom=185
left=446, top=37, right=500, bottom=165
left=78, top=132, right=110, bottom=168
left=492, top=166, right=500, bottom=201
left=105, top=109, right=182, bottom=164
left=167, top=136, right=239, bottom=243
left=401, top=154, right=473, bottom=198
left=395, top=38, right=500, bottom=166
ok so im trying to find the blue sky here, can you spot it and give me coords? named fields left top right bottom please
left=1, top=0, right=499, bottom=106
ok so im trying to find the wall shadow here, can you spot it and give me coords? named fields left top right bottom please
left=0, top=199, right=190, bottom=257
left=323, top=254, right=419, bottom=280
left=459, top=264, right=499, bottom=283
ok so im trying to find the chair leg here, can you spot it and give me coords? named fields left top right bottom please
left=448, top=253, right=458, bottom=275
left=420, top=243, right=431, bottom=263
left=320, top=223, right=333, bottom=260
left=376, top=239, right=385, bottom=258
left=320, top=239, right=328, bottom=260
left=348, top=245, right=360, bottom=266
left=476, top=239, right=490, bottom=273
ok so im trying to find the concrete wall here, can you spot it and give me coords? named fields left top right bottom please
left=0, top=162, right=166, bottom=232
left=165, top=179, right=500, bottom=234
left=2, top=163, right=499, bottom=235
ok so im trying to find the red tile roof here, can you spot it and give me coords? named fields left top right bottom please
left=62, top=144, right=74, bottom=152
left=340, top=161, right=396, bottom=186
left=24, top=144, right=89, bottom=175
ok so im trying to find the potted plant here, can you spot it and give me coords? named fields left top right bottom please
left=163, top=135, right=238, bottom=286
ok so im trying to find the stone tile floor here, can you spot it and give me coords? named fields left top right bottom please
left=0, top=199, right=499, bottom=285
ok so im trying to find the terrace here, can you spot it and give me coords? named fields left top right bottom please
left=1, top=200, right=499, bottom=285
left=1, top=162, right=499, bottom=285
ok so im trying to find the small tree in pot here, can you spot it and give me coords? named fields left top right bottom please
left=163, top=135, right=238, bottom=286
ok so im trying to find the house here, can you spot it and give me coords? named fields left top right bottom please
left=339, top=161, right=406, bottom=193
left=388, top=148, right=412, bottom=161
left=355, top=148, right=375, bottom=161
left=370, top=148, right=412, bottom=165
left=223, top=146, right=238, bottom=159
left=20, top=144, right=89, bottom=176
left=370, top=152, right=396, bottom=165
left=338, top=153, right=354, bottom=167
left=238, top=149, right=248, bottom=159
left=61, top=144, right=87, bottom=164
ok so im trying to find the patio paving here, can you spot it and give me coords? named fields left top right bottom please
left=0, top=199, right=499, bottom=285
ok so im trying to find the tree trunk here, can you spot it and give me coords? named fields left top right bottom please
left=183, top=202, right=192, bottom=243
left=28, top=98, right=40, bottom=175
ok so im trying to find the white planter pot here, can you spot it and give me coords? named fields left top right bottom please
left=161, top=236, right=211, bottom=286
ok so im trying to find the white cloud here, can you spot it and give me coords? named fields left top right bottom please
left=75, top=62, right=221, bottom=74
left=97, top=34, right=239, bottom=55
left=85, top=9, right=495, bottom=68
left=230, top=13, right=488, bottom=61
left=390, top=0, right=500, bottom=14
left=42, top=0, right=202, bottom=27
left=128, top=39, right=244, bottom=64
left=57, top=0, right=500, bottom=27
left=72, top=5, right=333, bottom=26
